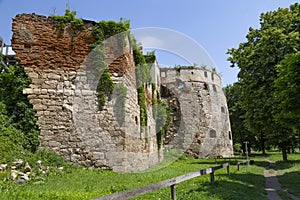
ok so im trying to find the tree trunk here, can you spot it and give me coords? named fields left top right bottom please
left=291, top=139, right=295, bottom=153
left=248, top=144, right=251, bottom=154
left=240, top=138, right=245, bottom=154
left=281, top=143, right=288, bottom=161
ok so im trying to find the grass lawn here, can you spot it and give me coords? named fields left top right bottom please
left=0, top=153, right=268, bottom=200
left=2, top=151, right=298, bottom=200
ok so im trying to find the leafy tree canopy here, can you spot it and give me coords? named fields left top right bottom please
left=227, top=3, right=300, bottom=160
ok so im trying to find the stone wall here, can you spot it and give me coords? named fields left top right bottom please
left=160, top=68, right=233, bottom=157
left=12, top=13, right=160, bottom=172
left=11, top=13, right=233, bottom=171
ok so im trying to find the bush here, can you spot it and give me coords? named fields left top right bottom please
left=0, top=102, right=27, bottom=163
left=0, top=65, right=39, bottom=153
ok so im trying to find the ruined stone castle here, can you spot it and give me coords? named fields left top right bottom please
left=10, top=13, right=233, bottom=172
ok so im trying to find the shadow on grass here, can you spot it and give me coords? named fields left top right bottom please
left=277, top=171, right=300, bottom=198
left=275, top=160, right=300, bottom=170
left=246, top=152, right=300, bottom=170
left=185, top=172, right=267, bottom=200
left=189, top=157, right=246, bottom=165
left=252, top=160, right=270, bottom=168
left=189, top=160, right=229, bottom=165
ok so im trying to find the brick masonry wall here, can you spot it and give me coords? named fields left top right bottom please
left=12, top=13, right=160, bottom=172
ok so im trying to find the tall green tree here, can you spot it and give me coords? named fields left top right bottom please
left=274, top=52, right=300, bottom=151
left=275, top=52, right=300, bottom=128
left=227, top=3, right=300, bottom=160
left=224, top=83, right=255, bottom=153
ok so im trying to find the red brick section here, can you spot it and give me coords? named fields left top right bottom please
left=12, top=13, right=94, bottom=71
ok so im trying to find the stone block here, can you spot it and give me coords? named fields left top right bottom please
left=95, top=160, right=107, bottom=168
left=93, top=152, right=105, bottom=160
left=42, top=84, right=56, bottom=89
left=48, top=141, right=60, bottom=147
left=27, top=72, right=39, bottom=79
left=81, top=89, right=94, bottom=96
left=23, top=88, right=33, bottom=94
left=47, top=73, right=61, bottom=80
left=47, top=106, right=62, bottom=111
left=33, top=104, right=47, bottom=111
left=47, top=89, right=56, bottom=94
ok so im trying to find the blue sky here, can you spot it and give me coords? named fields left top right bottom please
left=0, top=0, right=298, bottom=85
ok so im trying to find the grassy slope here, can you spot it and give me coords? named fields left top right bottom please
left=0, top=154, right=268, bottom=200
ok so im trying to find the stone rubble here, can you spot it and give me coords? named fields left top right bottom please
left=1, top=159, right=63, bottom=185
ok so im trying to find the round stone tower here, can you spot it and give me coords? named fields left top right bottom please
left=160, top=67, right=233, bottom=158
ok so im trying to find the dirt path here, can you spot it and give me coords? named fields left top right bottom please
left=264, top=159, right=300, bottom=200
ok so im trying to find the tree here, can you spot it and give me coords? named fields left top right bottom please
left=227, top=3, right=300, bottom=161
left=224, top=83, right=255, bottom=154
left=274, top=52, right=300, bottom=153
left=275, top=52, right=300, bottom=128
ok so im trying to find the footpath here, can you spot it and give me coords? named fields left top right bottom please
left=264, top=159, right=299, bottom=200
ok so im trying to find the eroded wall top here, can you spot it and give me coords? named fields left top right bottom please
left=12, top=13, right=94, bottom=70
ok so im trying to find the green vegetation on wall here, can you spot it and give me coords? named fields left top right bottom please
left=51, top=9, right=85, bottom=49
left=91, top=18, right=130, bottom=48
left=144, top=51, right=156, bottom=65
left=174, top=65, right=197, bottom=75
left=52, top=9, right=130, bottom=111
left=51, top=9, right=167, bottom=148
left=137, top=86, right=148, bottom=129
left=133, top=48, right=152, bottom=130
left=133, top=49, right=153, bottom=86
left=96, top=69, right=115, bottom=110
left=151, top=84, right=172, bottom=150
left=51, top=9, right=85, bottom=35
left=91, top=17, right=130, bottom=110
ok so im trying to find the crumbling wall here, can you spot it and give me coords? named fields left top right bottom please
left=160, top=68, right=233, bottom=158
left=12, top=13, right=160, bottom=172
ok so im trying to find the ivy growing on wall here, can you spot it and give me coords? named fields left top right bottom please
left=96, top=69, right=115, bottom=110
left=51, top=9, right=166, bottom=147
left=174, top=65, right=198, bottom=75
left=52, top=9, right=85, bottom=34
left=153, top=102, right=172, bottom=150
left=137, top=86, right=148, bottom=128
left=133, top=48, right=152, bottom=130
left=52, top=9, right=130, bottom=111
left=91, top=19, right=130, bottom=48
left=90, top=18, right=130, bottom=110
left=144, top=51, right=156, bottom=65
left=51, top=9, right=85, bottom=49
left=151, top=83, right=172, bottom=150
